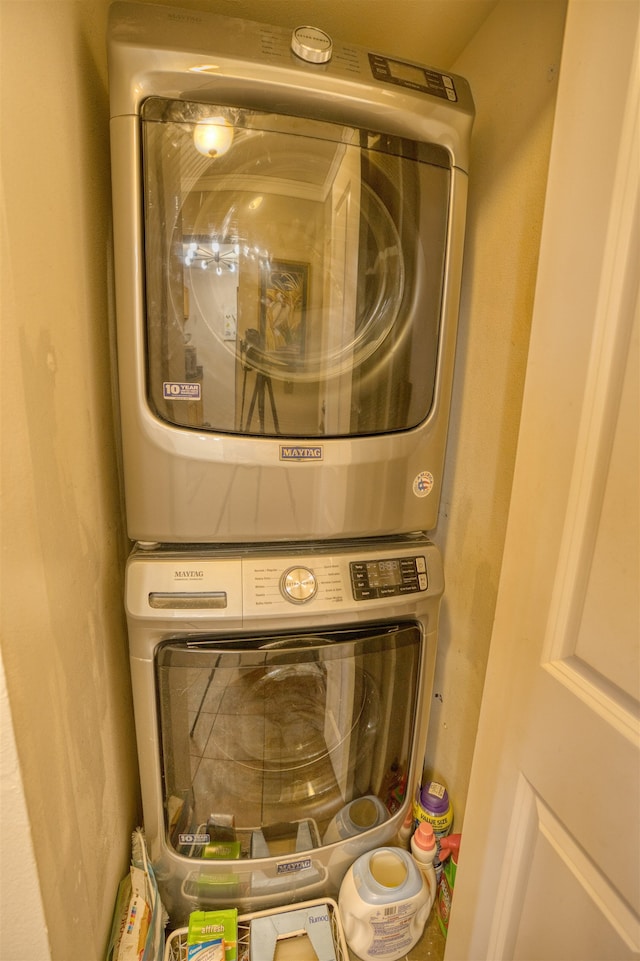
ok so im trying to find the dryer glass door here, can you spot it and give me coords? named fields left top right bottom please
left=141, top=99, right=451, bottom=437
left=155, top=622, right=422, bottom=860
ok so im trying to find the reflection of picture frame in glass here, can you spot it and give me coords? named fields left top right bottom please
left=260, top=259, right=309, bottom=363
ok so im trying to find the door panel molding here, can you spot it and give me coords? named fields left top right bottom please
left=489, top=774, right=640, bottom=959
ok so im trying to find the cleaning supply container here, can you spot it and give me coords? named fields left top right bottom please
left=338, top=847, right=431, bottom=961
left=413, top=780, right=453, bottom=836
left=323, top=796, right=389, bottom=845
left=413, top=779, right=453, bottom=881
left=436, top=834, right=461, bottom=938
left=410, top=822, right=438, bottom=910
left=393, top=809, right=414, bottom=849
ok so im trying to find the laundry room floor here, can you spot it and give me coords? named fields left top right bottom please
left=346, top=910, right=446, bottom=961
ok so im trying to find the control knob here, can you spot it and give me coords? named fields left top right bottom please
left=291, top=26, right=333, bottom=64
left=280, top=566, right=318, bottom=603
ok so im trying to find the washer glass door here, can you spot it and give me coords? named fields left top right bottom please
left=155, top=623, right=421, bottom=860
left=141, top=99, right=451, bottom=437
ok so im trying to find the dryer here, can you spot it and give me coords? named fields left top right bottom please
left=125, top=535, right=444, bottom=922
left=107, top=3, right=474, bottom=544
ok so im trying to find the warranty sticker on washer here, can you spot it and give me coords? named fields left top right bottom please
left=413, top=471, right=434, bottom=497
left=163, top=381, right=201, bottom=400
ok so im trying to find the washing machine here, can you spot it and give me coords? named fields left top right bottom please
left=125, top=534, right=444, bottom=923
left=108, top=2, right=474, bottom=544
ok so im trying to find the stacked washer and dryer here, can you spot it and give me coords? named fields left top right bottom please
left=107, top=2, right=474, bottom=926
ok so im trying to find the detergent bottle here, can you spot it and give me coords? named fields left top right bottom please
left=436, top=833, right=461, bottom=938
left=413, top=779, right=453, bottom=835
left=393, top=809, right=414, bottom=849
left=410, top=822, right=438, bottom=912
left=323, top=795, right=388, bottom=844
left=339, top=847, right=431, bottom=961
left=413, top=779, right=453, bottom=881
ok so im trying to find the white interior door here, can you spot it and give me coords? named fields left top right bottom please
left=445, top=3, right=640, bottom=959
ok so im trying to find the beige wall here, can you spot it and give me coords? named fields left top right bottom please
left=0, top=0, right=565, bottom=957
left=424, top=0, right=568, bottom=825
left=0, top=2, right=138, bottom=958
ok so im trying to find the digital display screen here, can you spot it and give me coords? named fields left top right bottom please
left=388, top=59, right=427, bottom=86
left=364, top=559, right=402, bottom=588
left=369, top=53, right=457, bottom=103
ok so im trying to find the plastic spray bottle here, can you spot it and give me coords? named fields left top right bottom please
left=410, top=821, right=438, bottom=912
left=436, top=833, right=461, bottom=938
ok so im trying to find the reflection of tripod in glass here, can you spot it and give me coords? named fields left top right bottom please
left=240, top=329, right=280, bottom=434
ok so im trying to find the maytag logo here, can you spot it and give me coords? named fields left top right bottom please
left=174, top=570, right=204, bottom=580
left=168, top=12, right=202, bottom=24
left=280, top=446, right=323, bottom=461
left=276, top=857, right=312, bottom=875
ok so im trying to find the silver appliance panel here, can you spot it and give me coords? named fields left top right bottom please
left=108, top=2, right=474, bottom=165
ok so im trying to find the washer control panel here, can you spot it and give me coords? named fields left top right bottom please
left=126, top=539, right=442, bottom=620
left=245, top=547, right=431, bottom=612
left=350, top=556, right=428, bottom=601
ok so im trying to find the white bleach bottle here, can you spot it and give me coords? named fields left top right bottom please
left=338, top=847, right=431, bottom=961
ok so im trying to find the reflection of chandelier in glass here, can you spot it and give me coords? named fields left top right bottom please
left=192, top=116, right=234, bottom=158
left=184, top=242, right=240, bottom=275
